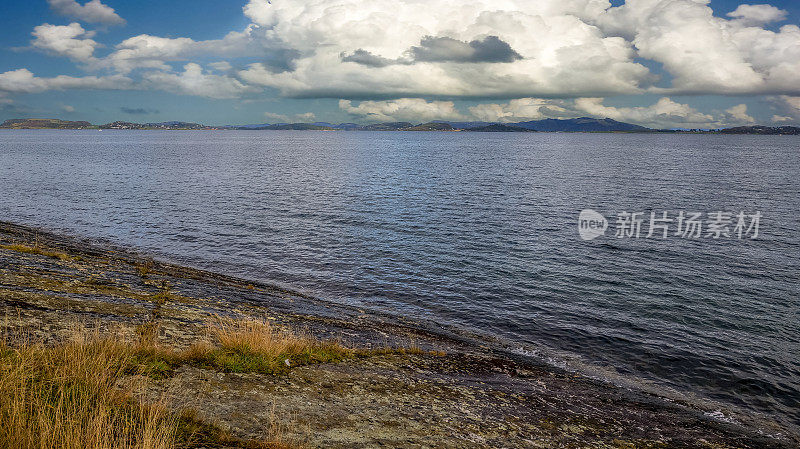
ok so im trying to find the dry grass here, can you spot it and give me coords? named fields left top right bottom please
left=131, top=318, right=354, bottom=377
left=0, top=316, right=433, bottom=448
left=0, top=329, right=176, bottom=449
left=205, top=317, right=353, bottom=370
left=0, top=322, right=313, bottom=449
left=0, top=243, right=75, bottom=261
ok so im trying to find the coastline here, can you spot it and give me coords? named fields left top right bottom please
left=1, top=220, right=796, bottom=448
left=3, top=119, right=800, bottom=134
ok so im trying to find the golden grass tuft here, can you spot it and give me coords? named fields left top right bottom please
left=0, top=324, right=303, bottom=449
left=0, top=329, right=176, bottom=449
left=0, top=243, right=75, bottom=261
left=0, top=316, right=433, bottom=448
left=182, top=318, right=354, bottom=375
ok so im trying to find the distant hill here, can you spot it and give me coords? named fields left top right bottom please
left=1, top=119, right=93, bottom=129
left=329, top=122, right=362, bottom=130
left=464, top=124, right=535, bottom=132
left=719, top=125, right=800, bottom=135
left=224, top=123, right=272, bottom=129
left=361, top=122, right=413, bottom=131
left=245, top=123, right=335, bottom=130
left=405, top=122, right=454, bottom=131
left=512, top=117, right=650, bottom=132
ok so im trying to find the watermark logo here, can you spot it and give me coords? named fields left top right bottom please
left=578, top=210, right=761, bottom=240
left=578, top=209, right=608, bottom=241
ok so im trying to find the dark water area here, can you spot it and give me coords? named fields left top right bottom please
left=1, top=130, right=798, bottom=432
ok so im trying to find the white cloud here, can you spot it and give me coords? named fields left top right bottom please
left=61, top=104, right=76, bottom=112
left=339, top=98, right=465, bottom=122
left=721, top=104, right=755, bottom=124
left=235, top=0, right=800, bottom=99
left=263, top=111, right=316, bottom=122
left=0, top=68, right=133, bottom=94
left=575, top=97, right=712, bottom=128
left=209, top=61, right=233, bottom=73
left=238, top=0, right=652, bottom=98
left=573, top=97, right=755, bottom=128
left=103, top=34, right=195, bottom=73
left=768, top=95, right=800, bottom=123
left=727, top=4, right=787, bottom=26
left=101, top=26, right=267, bottom=73
left=141, top=63, right=261, bottom=99
left=597, top=0, right=800, bottom=95
left=339, top=96, right=760, bottom=128
left=468, top=98, right=571, bottom=122
left=47, top=0, right=125, bottom=26
left=31, top=23, right=99, bottom=62
left=8, top=0, right=800, bottom=109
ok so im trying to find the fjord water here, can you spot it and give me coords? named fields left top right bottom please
left=1, top=130, right=798, bottom=430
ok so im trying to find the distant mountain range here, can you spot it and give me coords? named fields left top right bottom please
left=2, top=118, right=799, bottom=134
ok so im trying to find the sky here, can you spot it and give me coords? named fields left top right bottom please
left=1, top=0, right=800, bottom=128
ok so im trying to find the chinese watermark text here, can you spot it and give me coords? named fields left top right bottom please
left=578, top=210, right=761, bottom=241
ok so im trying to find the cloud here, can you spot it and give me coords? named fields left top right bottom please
left=343, top=35, right=522, bottom=67
left=121, top=107, right=158, bottom=115
left=339, top=98, right=465, bottom=122
left=141, top=63, right=261, bottom=99
left=721, top=104, right=755, bottom=124
left=768, top=95, right=800, bottom=123
left=238, top=0, right=652, bottom=98
left=727, top=4, right=787, bottom=26
left=597, top=0, right=800, bottom=95
left=61, top=104, right=75, bottom=112
left=0, top=68, right=133, bottom=94
left=263, top=111, right=316, bottom=122
left=236, top=0, right=800, bottom=99
left=104, top=34, right=196, bottom=73
left=341, top=49, right=400, bottom=68
left=340, top=96, right=759, bottom=128
left=209, top=61, right=233, bottom=73
left=466, top=96, right=755, bottom=128
left=468, top=98, right=571, bottom=122
left=31, top=23, right=99, bottom=62
left=9, top=0, right=800, bottom=108
left=47, top=0, right=125, bottom=26
left=409, top=35, right=522, bottom=63
left=573, top=97, right=754, bottom=128
left=100, top=26, right=273, bottom=73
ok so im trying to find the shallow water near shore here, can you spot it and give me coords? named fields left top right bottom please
left=1, top=130, right=799, bottom=432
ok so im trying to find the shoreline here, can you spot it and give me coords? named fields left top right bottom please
left=1, top=219, right=797, bottom=448
left=3, top=128, right=800, bottom=135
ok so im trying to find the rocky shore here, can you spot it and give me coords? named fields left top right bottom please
left=0, top=220, right=796, bottom=448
